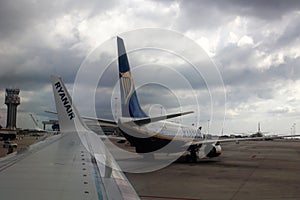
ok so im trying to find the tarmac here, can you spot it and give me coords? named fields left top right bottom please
left=0, top=135, right=42, bottom=157
left=123, top=139, right=300, bottom=200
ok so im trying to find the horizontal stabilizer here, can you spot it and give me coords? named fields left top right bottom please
left=45, top=110, right=118, bottom=127
left=125, top=111, right=194, bottom=126
left=82, top=116, right=117, bottom=127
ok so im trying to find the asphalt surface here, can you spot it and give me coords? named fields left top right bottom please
left=124, top=140, right=300, bottom=200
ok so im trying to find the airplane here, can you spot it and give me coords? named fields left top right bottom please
left=0, top=75, right=140, bottom=200
left=232, top=123, right=268, bottom=138
left=249, top=122, right=268, bottom=137
left=45, top=37, right=300, bottom=163
left=110, top=37, right=300, bottom=162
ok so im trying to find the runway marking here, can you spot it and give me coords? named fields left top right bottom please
left=140, top=195, right=203, bottom=200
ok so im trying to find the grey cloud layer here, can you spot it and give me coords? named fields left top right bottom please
left=0, top=0, right=299, bottom=133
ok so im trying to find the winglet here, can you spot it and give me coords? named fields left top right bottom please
left=51, top=75, right=141, bottom=199
left=51, top=75, right=88, bottom=132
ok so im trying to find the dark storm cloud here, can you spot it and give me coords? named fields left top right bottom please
left=0, top=0, right=299, bottom=133
left=221, top=55, right=300, bottom=108
left=0, top=46, right=83, bottom=89
left=223, top=0, right=300, bottom=19
left=0, top=0, right=121, bottom=93
left=0, top=0, right=121, bottom=124
left=176, top=0, right=300, bottom=30
left=176, top=1, right=234, bottom=30
left=220, top=53, right=300, bottom=86
left=0, top=0, right=119, bottom=39
left=0, top=0, right=121, bottom=86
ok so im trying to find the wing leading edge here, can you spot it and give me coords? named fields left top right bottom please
left=186, top=134, right=300, bottom=147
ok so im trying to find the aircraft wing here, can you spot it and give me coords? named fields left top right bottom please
left=0, top=76, right=140, bottom=200
left=186, top=134, right=300, bottom=146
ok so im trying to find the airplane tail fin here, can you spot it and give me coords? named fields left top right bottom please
left=51, top=75, right=88, bottom=132
left=117, top=36, right=148, bottom=118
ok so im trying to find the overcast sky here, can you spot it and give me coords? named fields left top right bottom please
left=0, top=0, right=299, bottom=135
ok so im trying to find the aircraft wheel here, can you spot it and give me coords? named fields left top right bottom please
left=185, top=154, right=191, bottom=162
left=190, top=150, right=197, bottom=163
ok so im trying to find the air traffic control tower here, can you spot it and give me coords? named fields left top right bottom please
left=5, top=89, right=20, bottom=130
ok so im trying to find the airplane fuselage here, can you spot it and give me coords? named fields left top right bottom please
left=118, top=118, right=221, bottom=159
left=119, top=120, right=188, bottom=153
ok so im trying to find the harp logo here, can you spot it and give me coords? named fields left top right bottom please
left=54, top=82, right=75, bottom=120
left=120, top=72, right=133, bottom=103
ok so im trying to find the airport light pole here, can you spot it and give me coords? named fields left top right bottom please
left=207, top=120, right=210, bottom=135
left=293, top=123, right=296, bottom=137
left=114, top=97, right=118, bottom=120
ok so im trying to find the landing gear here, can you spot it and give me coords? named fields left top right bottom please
left=185, top=154, right=191, bottom=162
left=190, top=149, right=197, bottom=163
left=186, top=147, right=198, bottom=163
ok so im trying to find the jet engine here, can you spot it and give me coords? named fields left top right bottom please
left=187, top=142, right=222, bottom=162
left=204, top=142, right=222, bottom=158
